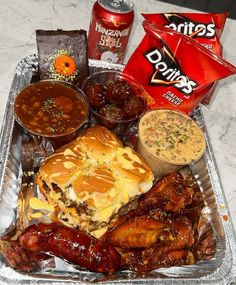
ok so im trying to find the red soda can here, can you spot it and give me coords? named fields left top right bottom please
left=88, top=0, right=134, bottom=64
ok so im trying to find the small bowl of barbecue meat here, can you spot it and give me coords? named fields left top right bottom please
left=82, top=70, right=148, bottom=136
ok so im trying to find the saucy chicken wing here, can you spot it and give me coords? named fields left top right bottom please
left=121, top=248, right=194, bottom=272
left=106, top=215, right=170, bottom=248
left=106, top=212, right=194, bottom=249
left=138, top=172, right=194, bottom=212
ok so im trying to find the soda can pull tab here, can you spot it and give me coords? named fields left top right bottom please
left=111, top=0, right=124, bottom=7
left=99, top=0, right=133, bottom=13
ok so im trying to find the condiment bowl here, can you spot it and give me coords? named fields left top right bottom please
left=82, top=70, right=148, bottom=136
left=14, top=80, right=89, bottom=149
left=137, top=109, right=206, bottom=177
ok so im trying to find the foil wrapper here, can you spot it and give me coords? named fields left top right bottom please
left=0, top=54, right=235, bottom=284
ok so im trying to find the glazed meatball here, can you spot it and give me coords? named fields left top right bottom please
left=105, top=80, right=133, bottom=105
left=100, top=105, right=126, bottom=122
left=86, top=84, right=105, bottom=109
left=124, top=95, right=146, bottom=119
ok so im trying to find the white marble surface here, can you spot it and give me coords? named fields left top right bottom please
left=0, top=0, right=236, bottom=235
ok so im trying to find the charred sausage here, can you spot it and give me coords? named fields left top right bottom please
left=18, top=223, right=121, bottom=274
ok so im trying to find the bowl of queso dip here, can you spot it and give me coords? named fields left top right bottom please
left=137, top=109, right=206, bottom=177
left=14, top=80, right=89, bottom=148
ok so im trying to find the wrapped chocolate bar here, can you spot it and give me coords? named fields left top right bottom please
left=123, top=21, right=236, bottom=114
left=142, top=12, right=228, bottom=105
left=36, top=29, right=89, bottom=87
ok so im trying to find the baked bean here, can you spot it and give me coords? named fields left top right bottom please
left=30, top=120, right=38, bottom=127
left=43, top=116, right=49, bottom=122
left=62, top=114, right=70, bottom=120
left=37, top=110, right=44, bottom=117
left=55, top=96, right=73, bottom=113
left=66, top=127, right=75, bottom=133
left=14, top=81, right=88, bottom=137
left=33, top=101, right=40, bottom=108
left=35, top=128, right=42, bottom=133
left=45, top=127, right=53, bottom=133
left=51, top=118, right=59, bottom=123
left=22, top=104, right=27, bottom=111
left=54, top=113, right=61, bottom=120
left=30, top=96, right=36, bottom=102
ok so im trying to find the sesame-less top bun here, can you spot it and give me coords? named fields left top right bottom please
left=36, top=125, right=154, bottom=236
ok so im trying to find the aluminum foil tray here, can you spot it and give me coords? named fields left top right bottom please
left=0, top=54, right=236, bottom=285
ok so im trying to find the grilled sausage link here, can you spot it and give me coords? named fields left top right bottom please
left=18, top=223, right=121, bottom=274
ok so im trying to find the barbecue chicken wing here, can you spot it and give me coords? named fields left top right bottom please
left=112, top=214, right=195, bottom=272
left=121, top=248, right=195, bottom=272
left=105, top=212, right=194, bottom=250
left=137, top=172, right=194, bottom=212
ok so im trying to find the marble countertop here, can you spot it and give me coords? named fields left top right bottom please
left=0, top=0, right=235, bottom=236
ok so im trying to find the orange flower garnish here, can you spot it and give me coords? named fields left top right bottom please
left=54, top=54, right=76, bottom=76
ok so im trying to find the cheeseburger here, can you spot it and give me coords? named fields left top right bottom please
left=36, top=126, right=154, bottom=236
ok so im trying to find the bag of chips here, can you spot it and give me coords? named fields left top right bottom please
left=142, top=12, right=227, bottom=55
left=141, top=12, right=228, bottom=105
left=123, top=21, right=236, bottom=114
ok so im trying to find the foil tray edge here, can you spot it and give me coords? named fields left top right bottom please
left=0, top=54, right=235, bottom=285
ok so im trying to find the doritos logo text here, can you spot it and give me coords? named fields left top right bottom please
left=145, top=47, right=198, bottom=95
left=163, top=13, right=216, bottom=38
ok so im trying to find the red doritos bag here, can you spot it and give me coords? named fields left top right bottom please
left=141, top=12, right=228, bottom=105
left=142, top=12, right=227, bottom=55
left=123, top=21, right=236, bottom=114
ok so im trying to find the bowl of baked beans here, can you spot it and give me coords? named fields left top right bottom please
left=82, top=70, right=147, bottom=136
left=14, top=80, right=89, bottom=148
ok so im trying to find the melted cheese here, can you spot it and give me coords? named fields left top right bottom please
left=29, top=197, right=54, bottom=212
left=90, top=227, right=108, bottom=239
left=139, top=109, right=206, bottom=164
left=28, top=212, right=43, bottom=220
